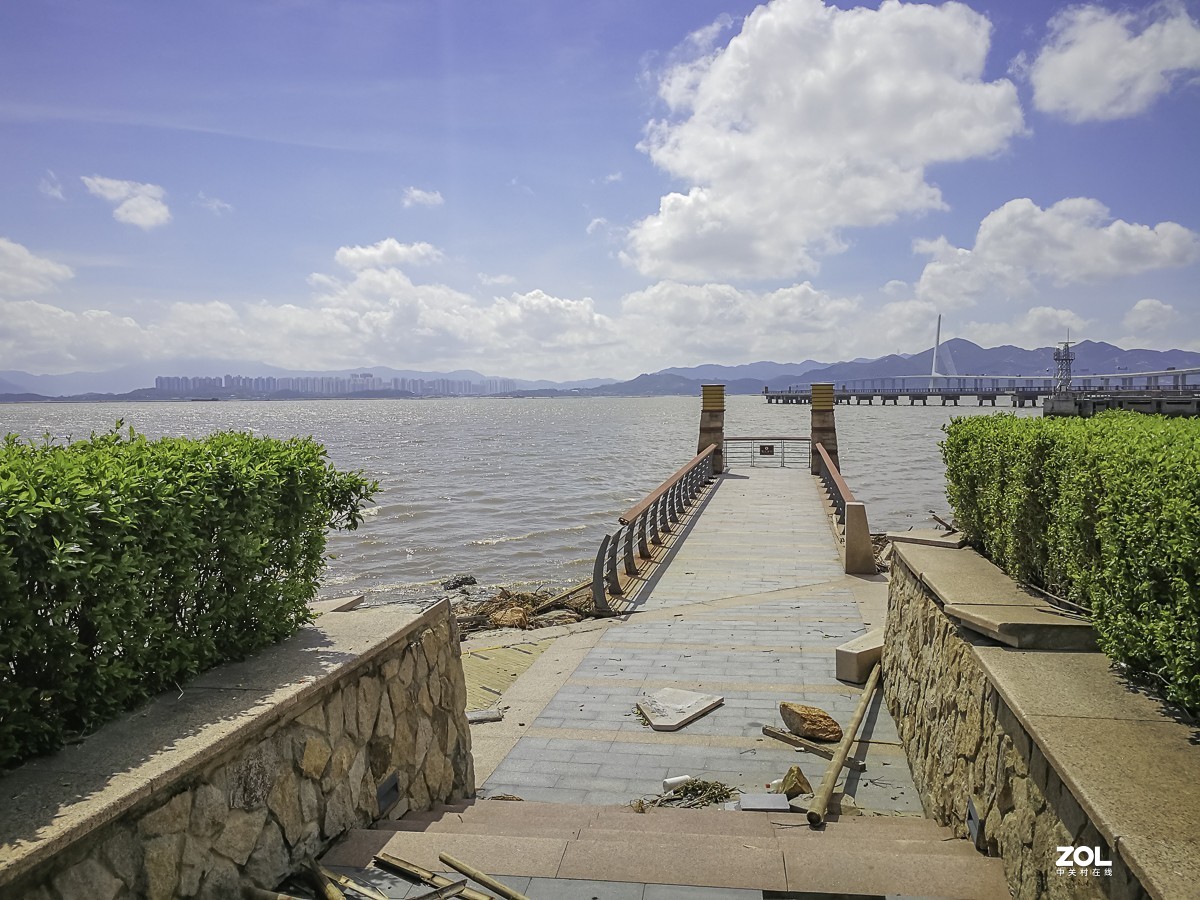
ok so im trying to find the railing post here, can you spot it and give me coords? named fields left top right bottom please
left=667, top=484, right=681, bottom=524
left=592, top=535, right=612, bottom=614
left=605, top=527, right=623, bottom=595
left=637, top=511, right=651, bottom=558
left=810, top=383, right=839, bottom=474
left=649, top=497, right=664, bottom=544
left=622, top=522, right=638, bottom=576
left=699, top=384, right=725, bottom=474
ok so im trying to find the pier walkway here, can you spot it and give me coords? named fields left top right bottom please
left=324, top=465, right=1009, bottom=897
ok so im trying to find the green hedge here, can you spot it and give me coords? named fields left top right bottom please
left=0, top=426, right=376, bottom=769
left=942, top=412, right=1200, bottom=710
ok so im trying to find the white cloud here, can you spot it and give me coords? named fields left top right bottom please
left=625, top=0, right=1025, bottom=281
left=915, top=197, right=1200, bottom=308
left=81, top=175, right=171, bottom=229
left=402, top=187, right=444, bottom=208
left=477, top=272, right=516, bottom=286
left=39, top=170, right=64, bottom=200
left=1122, top=297, right=1179, bottom=336
left=603, top=172, right=623, bottom=184
left=960, top=306, right=1090, bottom=348
left=0, top=237, right=74, bottom=295
left=333, top=238, right=444, bottom=270
left=1029, top=2, right=1200, bottom=122
left=618, top=280, right=860, bottom=364
left=198, top=192, right=233, bottom=215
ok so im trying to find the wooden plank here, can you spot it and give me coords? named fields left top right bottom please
left=761, top=726, right=866, bottom=772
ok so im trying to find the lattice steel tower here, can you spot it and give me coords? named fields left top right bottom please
left=1053, top=339, right=1075, bottom=395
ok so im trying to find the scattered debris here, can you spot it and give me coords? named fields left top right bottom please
left=737, top=793, right=792, bottom=812
left=780, top=764, right=813, bottom=798
left=760, top=726, right=866, bottom=772
left=455, top=581, right=596, bottom=635
left=928, top=511, right=956, bottom=532
left=662, top=774, right=694, bottom=793
left=791, top=791, right=861, bottom=817
left=466, top=708, right=504, bottom=724
left=631, top=705, right=651, bottom=727
left=439, top=852, right=531, bottom=900
left=631, top=778, right=735, bottom=811
left=487, top=793, right=524, bottom=801
left=372, top=854, right=492, bottom=900
left=808, top=662, right=881, bottom=827
left=409, top=880, right=469, bottom=899
left=636, top=687, right=723, bottom=731
left=303, top=858, right=347, bottom=900
left=441, top=574, right=478, bottom=590
left=779, top=701, right=843, bottom=742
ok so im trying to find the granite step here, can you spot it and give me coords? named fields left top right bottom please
left=322, top=826, right=1007, bottom=898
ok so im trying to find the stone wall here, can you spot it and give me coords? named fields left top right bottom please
left=8, top=609, right=473, bottom=899
left=882, top=558, right=1145, bottom=900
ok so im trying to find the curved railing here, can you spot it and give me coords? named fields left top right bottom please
left=591, top=445, right=718, bottom=615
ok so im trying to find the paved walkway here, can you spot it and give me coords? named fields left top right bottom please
left=478, top=466, right=921, bottom=814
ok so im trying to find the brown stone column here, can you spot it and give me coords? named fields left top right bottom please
left=698, top=384, right=725, bottom=473
left=810, top=382, right=839, bottom=473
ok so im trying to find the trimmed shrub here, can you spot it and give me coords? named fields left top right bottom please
left=942, top=412, right=1200, bottom=711
left=0, top=426, right=376, bottom=769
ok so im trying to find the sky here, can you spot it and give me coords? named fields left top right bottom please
left=2, top=0, right=1199, bottom=381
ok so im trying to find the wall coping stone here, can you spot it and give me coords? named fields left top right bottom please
left=886, top=528, right=967, bottom=549
left=972, top=645, right=1200, bottom=900
left=892, top=542, right=1096, bottom=650
left=0, top=600, right=448, bottom=890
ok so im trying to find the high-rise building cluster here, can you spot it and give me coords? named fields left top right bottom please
left=153, top=373, right=519, bottom=396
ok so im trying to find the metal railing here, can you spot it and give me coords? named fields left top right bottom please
left=722, top=436, right=809, bottom=467
left=590, top=445, right=718, bottom=615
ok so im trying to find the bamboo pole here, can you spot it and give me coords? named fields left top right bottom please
left=439, top=852, right=531, bottom=900
left=807, top=662, right=881, bottom=826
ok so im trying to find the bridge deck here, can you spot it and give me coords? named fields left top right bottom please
left=478, top=464, right=922, bottom=814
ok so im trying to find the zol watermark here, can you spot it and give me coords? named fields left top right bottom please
left=1055, top=846, right=1113, bottom=877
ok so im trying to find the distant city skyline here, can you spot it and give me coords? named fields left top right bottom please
left=2, top=1, right=1198, bottom=379
left=153, top=373, right=519, bottom=397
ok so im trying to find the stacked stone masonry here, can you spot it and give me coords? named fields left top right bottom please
left=9, top=615, right=474, bottom=899
left=882, top=559, right=1147, bottom=900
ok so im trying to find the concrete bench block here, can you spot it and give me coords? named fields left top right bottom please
left=835, top=626, right=884, bottom=684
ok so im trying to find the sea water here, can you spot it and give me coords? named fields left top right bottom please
left=0, top=395, right=1037, bottom=605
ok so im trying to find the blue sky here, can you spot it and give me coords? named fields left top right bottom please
left=2, top=0, right=1199, bottom=379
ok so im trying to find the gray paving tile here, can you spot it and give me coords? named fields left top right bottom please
left=525, top=877, right=646, bottom=899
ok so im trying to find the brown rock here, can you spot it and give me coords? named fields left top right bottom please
left=779, top=702, right=843, bottom=742
left=780, top=764, right=813, bottom=798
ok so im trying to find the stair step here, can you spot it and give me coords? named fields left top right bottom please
left=323, top=823, right=1009, bottom=898
left=377, top=818, right=584, bottom=840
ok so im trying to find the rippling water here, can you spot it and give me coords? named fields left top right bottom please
left=1, top=396, right=1037, bottom=604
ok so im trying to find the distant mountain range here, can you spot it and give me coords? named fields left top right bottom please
left=3, top=340, right=1198, bottom=401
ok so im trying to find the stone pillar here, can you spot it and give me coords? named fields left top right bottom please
left=810, top=383, right=838, bottom=474
left=698, top=384, right=725, bottom=473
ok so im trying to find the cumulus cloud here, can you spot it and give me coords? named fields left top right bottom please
left=402, top=187, right=444, bottom=208
left=625, top=0, right=1025, bottom=281
left=618, top=280, right=860, bottom=363
left=1122, top=297, right=1180, bottom=337
left=81, top=175, right=171, bottom=229
left=0, top=238, right=74, bottom=295
left=333, top=238, right=444, bottom=270
left=0, top=234, right=879, bottom=377
left=914, top=197, right=1200, bottom=308
left=1028, top=2, right=1200, bottom=122
left=39, top=170, right=64, bottom=200
left=960, top=307, right=1090, bottom=348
